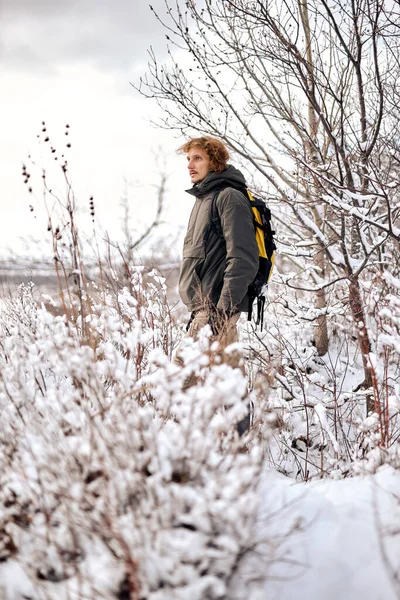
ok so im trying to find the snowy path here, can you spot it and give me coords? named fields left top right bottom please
left=230, top=466, right=400, bottom=600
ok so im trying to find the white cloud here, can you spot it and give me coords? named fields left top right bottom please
left=0, top=1, right=195, bottom=258
left=0, top=0, right=167, bottom=72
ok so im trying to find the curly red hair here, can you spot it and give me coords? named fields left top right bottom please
left=178, top=136, right=230, bottom=173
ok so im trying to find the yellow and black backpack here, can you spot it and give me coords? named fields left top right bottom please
left=209, top=188, right=276, bottom=330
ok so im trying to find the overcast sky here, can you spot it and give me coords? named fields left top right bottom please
left=1, top=0, right=191, bottom=260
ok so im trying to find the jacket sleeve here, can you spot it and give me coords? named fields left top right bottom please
left=216, top=188, right=259, bottom=312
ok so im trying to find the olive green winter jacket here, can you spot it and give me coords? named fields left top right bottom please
left=179, top=166, right=259, bottom=313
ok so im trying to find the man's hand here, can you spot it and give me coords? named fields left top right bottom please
left=208, top=308, right=233, bottom=336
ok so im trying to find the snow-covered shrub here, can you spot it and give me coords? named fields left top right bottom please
left=353, top=271, right=400, bottom=473
left=242, top=273, right=400, bottom=481
left=0, top=273, right=267, bottom=599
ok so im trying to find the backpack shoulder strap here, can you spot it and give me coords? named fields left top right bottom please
left=210, top=191, right=223, bottom=238
left=209, top=186, right=249, bottom=238
left=203, top=191, right=223, bottom=246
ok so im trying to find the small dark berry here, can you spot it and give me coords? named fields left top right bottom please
left=66, top=143, right=71, bottom=148
left=28, top=187, right=32, bottom=193
left=44, top=137, right=49, bottom=142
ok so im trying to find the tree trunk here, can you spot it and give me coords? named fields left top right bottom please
left=348, top=277, right=374, bottom=414
left=314, top=251, right=329, bottom=356
left=301, top=0, right=329, bottom=356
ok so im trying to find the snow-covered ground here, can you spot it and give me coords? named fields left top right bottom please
left=230, top=466, right=400, bottom=600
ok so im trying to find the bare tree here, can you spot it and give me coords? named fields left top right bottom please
left=139, top=0, right=400, bottom=409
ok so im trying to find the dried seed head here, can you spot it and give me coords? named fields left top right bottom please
left=89, top=196, right=95, bottom=219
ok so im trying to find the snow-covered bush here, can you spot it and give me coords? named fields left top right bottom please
left=0, top=273, right=267, bottom=599
left=243, top=273, right=400, bottom=481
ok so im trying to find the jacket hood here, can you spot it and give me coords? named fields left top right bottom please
left=186, top=165, right=247, bottom=197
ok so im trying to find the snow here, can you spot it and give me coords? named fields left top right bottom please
left=230, top=466, right=400, bottom=600
left=314, top=403, right=340, bottom=453
left=0, top=270, right=398, bottom=599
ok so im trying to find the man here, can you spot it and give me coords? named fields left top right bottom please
left=178, top=136, right=259, bottom=347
